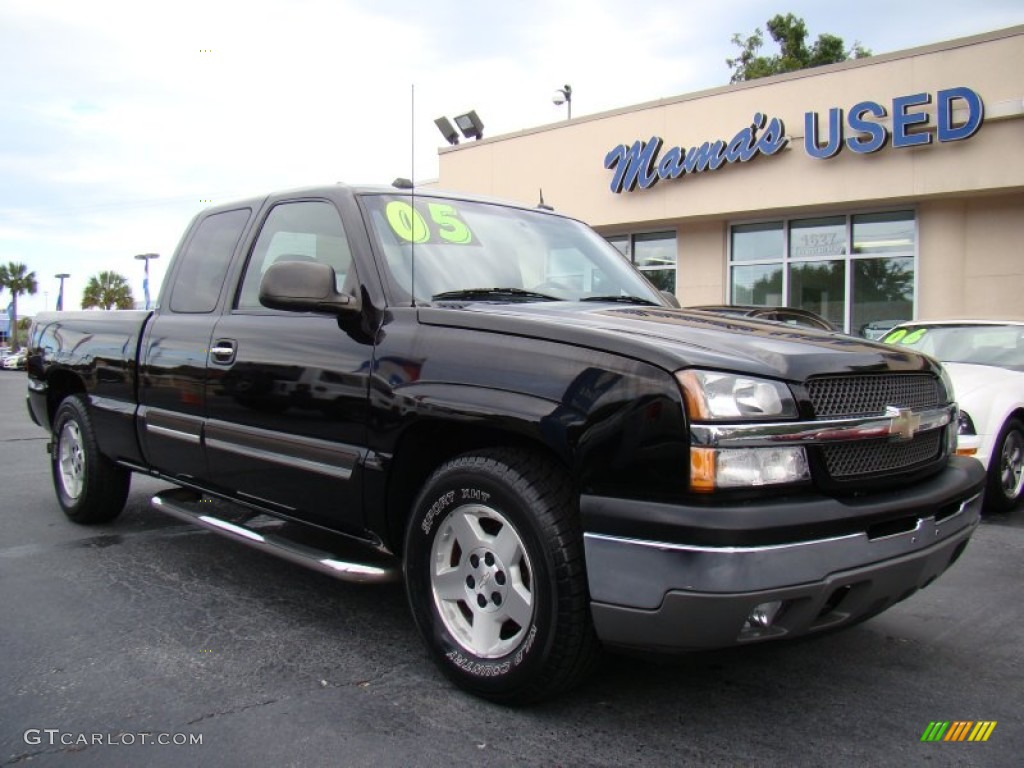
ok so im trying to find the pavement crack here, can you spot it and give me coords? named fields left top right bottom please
left=185, top=697, right=280, bottom=726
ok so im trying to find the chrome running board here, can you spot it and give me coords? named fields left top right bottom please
left=151, top=488, right=400, bottom=584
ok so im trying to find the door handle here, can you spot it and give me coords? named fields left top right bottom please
left=210, top=340, right=237, bottom=365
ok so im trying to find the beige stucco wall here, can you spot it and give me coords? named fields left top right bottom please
left=437, top=26, right=1024, bottom=317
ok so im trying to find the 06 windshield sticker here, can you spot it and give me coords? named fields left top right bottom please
left=883, top=328, right=926, bottom=345
left=385, top=201, right=477, bottom=245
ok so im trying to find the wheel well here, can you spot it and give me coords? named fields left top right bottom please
left=383, top=421, right=570, bottom=556
left=44, top=371, right=86, bottom=427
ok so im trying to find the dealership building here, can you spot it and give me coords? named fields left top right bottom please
left=435, top=25, right=1023, bottom=336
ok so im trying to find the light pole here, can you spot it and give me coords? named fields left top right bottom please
left=553, top=84, right=572, bottom=120
left=134, top=253, right=159, bottom=310
left=55, top=273, right=70, bottom=311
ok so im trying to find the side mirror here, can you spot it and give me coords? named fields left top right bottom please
left=259, top=261, right=360, bottom=316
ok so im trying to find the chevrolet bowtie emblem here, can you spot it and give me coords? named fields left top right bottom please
left=886, top=406, right=922, bottom=441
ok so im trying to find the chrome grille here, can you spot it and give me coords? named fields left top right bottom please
left=806, top=374, right=946, bottom=484
left=807, top=374, right=940, bottom=417
left=821, top=431, right=943, bottom=479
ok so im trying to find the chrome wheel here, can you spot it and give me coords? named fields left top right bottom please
left=58, top=421, right=86, bottom=501
left=998, top=427, right=1024, bottom=503
left=430, top=504, right=535, bottom=659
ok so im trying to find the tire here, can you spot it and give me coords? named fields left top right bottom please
left=986, top=417, right=1024, bottom=513
left=51, top=396, right=130, bottom=524
left=404, top=449, right=600, bottom=703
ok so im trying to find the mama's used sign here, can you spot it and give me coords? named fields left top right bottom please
left=604, top=87, right=983, bottom=194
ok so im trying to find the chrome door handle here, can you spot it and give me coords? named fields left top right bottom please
left=210, top=340, right=236, bottom=364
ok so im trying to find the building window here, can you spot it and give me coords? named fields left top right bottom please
left=606, top=231, right=677, bottom=293
left=729, top=211, right=915, bottom=336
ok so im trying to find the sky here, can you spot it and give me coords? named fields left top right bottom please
left=1, top=0, right=1022, bottom=316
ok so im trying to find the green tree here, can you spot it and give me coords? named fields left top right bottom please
left=0, top=262, right=39, bottom=350
left=82, top=271, right=135, bottom=310
left=727, top=13, right=871, bottom=83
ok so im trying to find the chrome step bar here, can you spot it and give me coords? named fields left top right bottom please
left=151, top=488, right=400, bottom=584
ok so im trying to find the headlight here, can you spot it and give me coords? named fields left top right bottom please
left=957, top=410, right=976, bottom=436
left=678, top=369, right=807, bottom=492
left=676, top=370, right=797, bottom=421
left=690, top=446, right=811, bottom=492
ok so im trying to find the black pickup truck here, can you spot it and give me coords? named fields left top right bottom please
left=27, top=184, right=985, bottom=703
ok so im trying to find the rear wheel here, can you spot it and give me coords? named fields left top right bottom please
left=987, top=418, right=1024, bottom=512
left=404, top=449, right=599, bottom=703
left=51, top=396, right=130, bottom=524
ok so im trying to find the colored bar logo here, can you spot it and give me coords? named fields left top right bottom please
left=921, top=721, right=997, bottom=742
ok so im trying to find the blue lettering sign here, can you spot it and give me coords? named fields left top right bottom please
left=604, top=114, right=789, bottom=194
left=604, top=137, right=663, bottom=193
left=804, top=108, right=843, bottom=159
left=937, top=87, right=984, bottom=142
left=846, top=101, right=888, bottom=154
left=803, top=87, right=984, bottom=161
left=892, top=92, right=932, bottom=148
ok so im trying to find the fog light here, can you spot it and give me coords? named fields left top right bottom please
left=745, top=600, right=783, bottom=630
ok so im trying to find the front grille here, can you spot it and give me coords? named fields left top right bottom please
left=807, top=374, right=940, bottom=417
left=821, top=431, right=943, bottom=478
left=805, top=373, right=946, bottom=486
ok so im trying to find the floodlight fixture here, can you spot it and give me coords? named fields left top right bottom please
left=434, top=116, right=460, bottom=145
left=553, top=84, right=572, bottom=120
left=453, top=110, right=484, bottom=140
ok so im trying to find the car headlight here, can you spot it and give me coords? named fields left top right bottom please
left=676, top=370, right=798, bottom=420
left=677, top=370, right=808, bottom=492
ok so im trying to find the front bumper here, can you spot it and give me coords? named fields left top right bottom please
left=582, top=457, right=986, bottom=651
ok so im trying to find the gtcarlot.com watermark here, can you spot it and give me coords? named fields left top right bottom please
left=24, top=729, right=202, bottom=747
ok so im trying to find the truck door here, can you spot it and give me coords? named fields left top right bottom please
left=138, top=207, right=252, bottom=482
left=204, top=199, right=373, bottom=532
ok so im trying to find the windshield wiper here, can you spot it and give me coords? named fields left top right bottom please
left=580, top=295, right=660, bottom=306
left=431, top=287, right=561, bottom=302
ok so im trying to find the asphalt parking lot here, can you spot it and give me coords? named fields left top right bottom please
left=1, top=371, right=1021, bottom=767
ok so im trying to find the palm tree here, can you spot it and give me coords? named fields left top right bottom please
left=82, top=271, right=135, bottom=310
left=1, top=262, right=38, bottom=351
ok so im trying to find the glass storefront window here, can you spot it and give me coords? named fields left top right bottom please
left=788, top=260, right=846, bottom=328
left=852, top=257, right=914, bottom=337
left=852, top=211, right=915, bottom=255
left=728, top=211, right=916, bottom=335
left=605, top=231, right=677, bottom=294
left=731, top=264, right=783, bottom=305
left=731, top=222, right=783, bottom=262
left=790, top=216, right=847, bottom=259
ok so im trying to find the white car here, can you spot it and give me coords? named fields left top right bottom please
left=883, top=320, right=1024, bottom=512
left=3, top=351, right=26, bottom=370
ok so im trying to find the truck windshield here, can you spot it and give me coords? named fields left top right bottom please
left=361, top=194, right=665, bottom=306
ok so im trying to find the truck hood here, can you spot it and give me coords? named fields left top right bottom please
left=417, top=303, right=939, bottom=382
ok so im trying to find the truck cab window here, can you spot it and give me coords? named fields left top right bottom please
left=236, top=201, right=353, bottom=310
left=168, top=208, right=251, bottom=313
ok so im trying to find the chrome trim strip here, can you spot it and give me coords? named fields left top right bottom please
left=690, top=404, right=954, bottom=448
left=146, top=423, right=202, bottom=444
left=205, top=438, right=353, bottom=481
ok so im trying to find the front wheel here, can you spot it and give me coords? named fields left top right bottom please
left=987, top=417, right=1024, bottom=512
left=404, top=449, right=599, bottom=703
left=51, top=396, right=130, bottom=524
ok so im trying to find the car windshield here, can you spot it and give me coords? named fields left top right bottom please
left=361, top=194, right=665, bottom=306
left=882, top=323, right=1024, bottom=371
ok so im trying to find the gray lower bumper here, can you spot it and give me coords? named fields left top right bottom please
left=586, top=491, right=983, bottom=651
